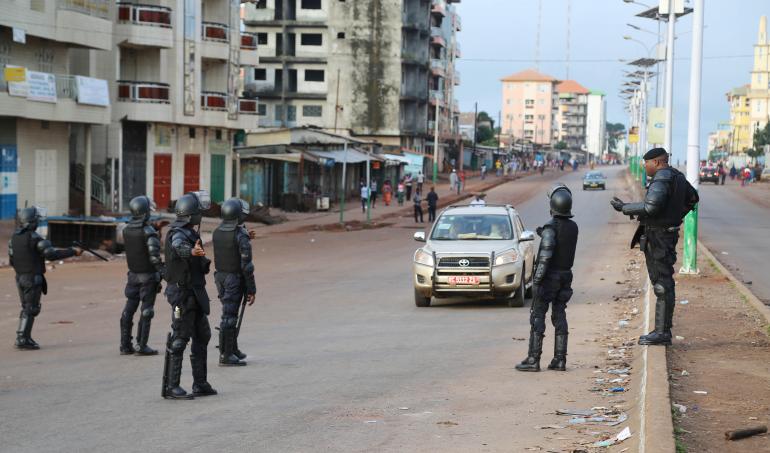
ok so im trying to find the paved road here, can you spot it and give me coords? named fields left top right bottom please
left=1, top=167, right=636, bottom=452
left=697, top=179, right=770, bottom=304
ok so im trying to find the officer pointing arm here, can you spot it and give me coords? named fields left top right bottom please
left=237, top=225, right=257, bottom=305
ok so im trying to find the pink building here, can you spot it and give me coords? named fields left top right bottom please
left=500, top=69, right=559, bottom=145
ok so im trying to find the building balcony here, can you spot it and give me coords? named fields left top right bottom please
left=453, top=71, right=460, bottom=85
left=431, top=0, right=447, bottom=17
left=402, top=51, right=429, bottom=66
left=454, top=42, right=461, bottom=58
left=454, top=14, right=462, bottom=32
left=243, top=5, right=275, bottom=23
left=202, top=22, right=229, bottom=42
left=60, top=0, right=111, bottom=19
left=115, top=2, right=173, bottom=48
left=429, top=90, right=444, bottom=105
left=240, top=33, right=260, bottom=67
left=241, top=32, right=258, bottom=50
left=430, top=59, right=446, bottom=76
left=238, top=98, right=259, bottom=115
left=200, top=22, right=230, bottom=60
left=117, top=80, right=170, bottom=103
left=430, top=27, right=446, bottom=47
left=201, top=91, right=227, bottom=111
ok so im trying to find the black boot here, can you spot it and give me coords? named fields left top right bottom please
left=164, top=353, right=193, bottom=400
left=639, top=298, right=672, bottom=346
left=135, top=314, right=158, bottom=356
left=547, top=334, right=568, bottom=371
left=191, top=354, right=218, bottom=396
left=219, top=328, right=246, bottom=366
left=515, top=330, right=543, bottom=372
left=233, top=335, right=247, bottom=360
left=120, top=317, right=135, bottom=355
left=15, top=313, right=39, bottom=350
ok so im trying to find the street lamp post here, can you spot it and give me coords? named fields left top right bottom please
left=433, top=95, right=440, bottom=185
left=681, top=0, right=704, bottom=274
left=663, top=4, right=676, bottom=153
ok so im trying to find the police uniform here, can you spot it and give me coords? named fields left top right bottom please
left=9, top=207, right=78, bottom=350
left=213, top=198, right=257, bottom=366
left=613, top=148, right=698, bottom=345
left=517, top=185, right=578, bottom=372
left=121, top=196, right=164, bottom=355
left=162, top=191, right=216, bottom=400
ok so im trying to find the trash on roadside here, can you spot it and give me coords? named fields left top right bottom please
left=609, top=387, right=625, bottom=393
left=673, top=403, right=687, bottom=414
left=398, top=407, right=409, bottom=410
left=618, top=320, right=630, bottom=328
left=722, top=251, right=729, bottom=255
left=607, top=368, right=631, bottom=375
left=679, top=300, right=689, bottom=305
left=681, top=370, right=689, bottom=376
left=592, top=426, right=632, bottom=448
left=725, top=425, right=768, bottom=441
left=749, top=417, right=758, bottom=420
left=675, top=336, right=685, bottom=341
left=557, top=409, right=594, bottom=416
left=536, top=424, right=565, bottom=429
left=693, top=390, right=708, bottom=395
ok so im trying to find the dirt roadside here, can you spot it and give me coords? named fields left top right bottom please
left=667, top=244, right=770, bottom=451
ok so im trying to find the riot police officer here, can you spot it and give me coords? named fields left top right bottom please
left=516, top=184, right=578, bottom=372
left=611, top=148, right=698, bottom=346
left=213, top=198, right=257, bottom=366
left=120, top=196, right=164, bottom=355
left=162, top=191, right=217, bottom=399
left=9, top=207, right=82, bottom=349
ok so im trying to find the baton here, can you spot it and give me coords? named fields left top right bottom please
left=73, top=241, right=109, bottom=262
left=235, top=291, right=248, bottom=338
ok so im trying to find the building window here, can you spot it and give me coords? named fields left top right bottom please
left=215, top=130, right=222, bottom=140
left=255, top=0, right=267, bottom=8
left=253, top=68, right=267, bottom=81
left=337, top=32, right=346, bottom=39
left=524, top=99, right=534, bottom=108
left=301, top=33, right=323, bottom=46
left=189, top=127, right=196, bottom=138
left=275, top=105, right=284, bottom=121
left=305, top=69, right=325, bottom=82
left=538, top=114, right=545, bottom=120
left=287, top=105, right=297, bottom=121
left=301, top=0, right=322, bottom=9
left=303, top=105, right=323, bottom=117
left=257, top=104, right=267, bottom=116
left=257, top=33, right=268, bottom=45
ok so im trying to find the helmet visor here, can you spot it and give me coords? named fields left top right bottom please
left=147, top=196, right=157, bottom=213
left=547, top=183, right=571, bottom=199
left=238, top=199, right=250, bottom=215
left=33, top=206, right=48, bottom=221
left=192, top=190, right=211, bottom=211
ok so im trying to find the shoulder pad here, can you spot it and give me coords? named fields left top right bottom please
left=142, top=225, right=158, bottom=237
left=654, top=167, right=675, bottom=181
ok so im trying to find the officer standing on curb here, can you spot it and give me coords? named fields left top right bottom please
left=162, top=191, right=217, bottom=400
left=516, top=184, right=578, bottom=372
left=9, top=207, right=82, bottom=350
left=611, top=148, right=698, bottom=346
left=120, top=196, right=164, bottom=356
left=213, top=198, right=256, bottom=367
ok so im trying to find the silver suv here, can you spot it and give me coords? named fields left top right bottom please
left=413, top=204, right=536, bottom=307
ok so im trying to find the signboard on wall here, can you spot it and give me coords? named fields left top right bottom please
left=183, top=0, right=196, bottom=116
left=26, top=71, right=57, bottom=103
left=75, top=76, right=110, bottom=106
left=647, top=107, right=665, bottom=145
left=403, top=152, right=424, bottom=177
left=227, top=0, right=240, bottom=120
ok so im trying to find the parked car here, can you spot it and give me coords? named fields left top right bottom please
left=412, top=204, right=536, bottom=308
left=699, top=166, right=720, bottom=184
left=582, top=171, right=606, bottom=190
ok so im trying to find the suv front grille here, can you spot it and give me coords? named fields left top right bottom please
left=438, top=257, right=490, bottom=268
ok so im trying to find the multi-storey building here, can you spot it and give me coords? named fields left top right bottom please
left=0, top=0, right=114, bottom=218
left=242, top=0, right=460, bottom=166
left=750, top=15, right=770, bottom=140
left=94, top=0, right=260, bottom=211
left=555, top=79, right=589, bottom=152
left=727, top=84, right=752, bottom=154
left=585, top=90, right=606, bottom=159
left=500, top=69, right=558, bottom=146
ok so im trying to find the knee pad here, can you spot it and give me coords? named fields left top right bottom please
left=221, top=316, right=238, bottom=330
left=551, top=312, right=568, bottom=333
left=556, top=289, right=573, bottom=303
left=531, top=316, right=546, bottom=334
left=141, top=308, right=155, bottom=319
left=170, top=338, right=188, bottom=354
left=200, top=324, right=212, bottom=343
left=653, top=283, right=666, bottom=298
left=28, top=304, right=41, bottom=317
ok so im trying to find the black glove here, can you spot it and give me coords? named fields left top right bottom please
left=610, top=197, right=625, bottom=212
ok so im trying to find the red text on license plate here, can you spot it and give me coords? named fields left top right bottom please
left=448, top=276, right=480, bottom=285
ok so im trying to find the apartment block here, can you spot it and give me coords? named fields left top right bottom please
left=555, top=80, right=589, bottom=152
left=500, top=69, right=558, bottom=146
left=749, top=16, right=770, bottom=138
left=0, top=0, right=113, bottom=218
left=585, top=90, right=606, bottom=159
left=727, top=85, right=751, bottom=154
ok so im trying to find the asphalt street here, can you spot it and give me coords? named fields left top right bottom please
left=697, top=179, right=770, bottom=304
left=1, top=167, right=636, bottom=452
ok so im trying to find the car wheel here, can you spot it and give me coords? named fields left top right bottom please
left=414, top=289, right=431, bottom=307
left=601, top=184, right=606, bottom=190
left=508, top=284, right=526, bottom=308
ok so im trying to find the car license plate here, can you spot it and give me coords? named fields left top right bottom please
left=590, top=183, right=598, bottom=187
left=448, top=276, right=480, bottom=285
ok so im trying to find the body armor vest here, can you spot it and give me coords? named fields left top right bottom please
left=164, top=227, right=205, bottom=287
left=646, top=167, right=688, bottom=228
left=124, top=223, right=154, bottom=273
left=11, top=231, right=44, bottom=275
left=213, top=227, right=240, bottom=273
left=550, top=217, right=578, bottom=271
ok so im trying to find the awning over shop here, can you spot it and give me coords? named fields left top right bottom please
left=310, top=148, right=381, bottom=164
left=237, top=148, right=320, bottom=164
left=248, top=153, right=304, bottom=163
left=381, top=153, right=410, bottom=166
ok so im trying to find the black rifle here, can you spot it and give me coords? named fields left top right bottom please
left=161, top=332, right=171, bottom=398
left=73, top=241, right=109, bottom=262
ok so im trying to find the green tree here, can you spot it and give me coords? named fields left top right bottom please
left=554, top=141, right=567, bottom=150
left=749, top=123, right=770, bottom=158
left=606, top=122, right=626, bottom=152
left=476, top=126, right=495, bottom=143
left=477, top=111, right=495, bottom=130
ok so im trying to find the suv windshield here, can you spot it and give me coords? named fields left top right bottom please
left=431, top=214, right=514, bottom=240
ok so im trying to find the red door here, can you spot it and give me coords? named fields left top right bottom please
left=153, top=154, right=172, bottom=209
left=183, top=154, right=200, bottom=193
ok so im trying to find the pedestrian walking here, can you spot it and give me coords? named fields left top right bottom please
left=405, top=174, right=413, bottom=201
left=481, top=163, right=487, bottom=180
left=413, top=190, right=424, bottom=223
left=469, top=194, right=486, bottom=206
left=611, top=148, right=699, bottom=346
left=516, top=184, right=578, bottom=372
left=397, top=180, right=405, bottom=206
left=719, top=163, right=727, bottom=185
left=213, top=198, right=256, bottom=367
left=449, top=169, right=458, bottom=195
left=730, top=164, right=737, bottom=180
left=370, top=180, right=378, bottom=208
left=383, top=180, right=393, bottom=206
left=459, top=170, right=466, bottom=194
left=360, top=184, right=370, bottom=212
left=120, top=196, right=164, bottom=356
left=9, top=207, right=82, bottom=350
left=162, top=190, right=217, bottom=399
left=426, top=186, right=438, bottom=222
left=417, top=171, right=425, bottom=192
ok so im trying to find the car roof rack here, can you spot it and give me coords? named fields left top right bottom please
left=445, top=204, right=515, bottom=210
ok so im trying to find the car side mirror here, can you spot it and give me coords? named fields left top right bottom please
left=520, top=231, right=535, bottom=242
left=414, top=232, right=426, bottom=242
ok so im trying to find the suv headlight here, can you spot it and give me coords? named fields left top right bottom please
left=414, top=249, right=434, bottom=267
left=494, top=249, right=519, bottom=266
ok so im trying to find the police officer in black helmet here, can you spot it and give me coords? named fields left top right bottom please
left=120, top=196, right=164, bottom=355
left=516, top=184, right=578, bottom=372
left=9, top=206, right=83, bottom=349
left=213, top=198, right=257, bottom=366
left=162, top=190, right=216, bottom=399
left=611, top=148, right=698, bottom=346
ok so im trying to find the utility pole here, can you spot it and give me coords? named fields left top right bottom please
left=339, top=140, right=348, bottom=224
left=681, top=0, right=704, bottom=274
left=535, top=0, right=543, bottom=69
left=565, top=0, right=571, bottom=79
left=663, top=2, right=676, bottom=153
left=433, top=92, right=440, bottom=185
left=366, top=151, right=371, bottom=223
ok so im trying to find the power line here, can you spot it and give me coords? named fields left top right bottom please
left=462, top=55, right=753, bottom=63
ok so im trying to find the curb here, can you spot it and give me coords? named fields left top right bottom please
left=697, top=241, right=770, bottom=324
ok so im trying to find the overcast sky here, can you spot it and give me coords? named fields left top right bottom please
left=454, top=0, right=768, bottom=163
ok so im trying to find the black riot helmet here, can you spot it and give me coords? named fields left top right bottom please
left=129, top=195, right=156, bottom=221
left=18, top=206, right=47, bottom=231
left=173, top=190, right=211, bottom=227
left=221, top=198, right=249, bottom=224
left=548, top=183, right=573, bottom=218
